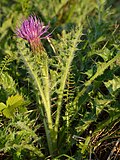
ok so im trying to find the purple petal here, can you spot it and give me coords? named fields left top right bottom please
left=16, top=15, right=52, bottom=42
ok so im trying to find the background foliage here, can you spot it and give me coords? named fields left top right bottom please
left=0, top=0, right=120, bottom=159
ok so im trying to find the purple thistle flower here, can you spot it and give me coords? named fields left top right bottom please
left=16, top=15, right=51, bottom=52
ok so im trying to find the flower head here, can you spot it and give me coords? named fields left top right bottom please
left=16, top=15, right=51, bottom=52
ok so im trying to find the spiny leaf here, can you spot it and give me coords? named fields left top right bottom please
left=13, top=144, right=44, bottom=158
left=104, top=76, right=120, bottom=93
left=74, top=52, right=120, bottom=105
left=0, top=72, right=16, bottom=95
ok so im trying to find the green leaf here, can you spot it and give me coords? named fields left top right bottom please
left=1, top=94, right=26, bottom=118
left=0, top=15, right=13, bottom=41
left=85, top=136, right=91, bottom=146
left=2, top=107, right=14, bottom=118
left=104, top=76, right=120, bottom=93
left=6, top=94, right=25, bottom=109
left=81, top=136, right=90, bottom=154
left=13, top=144, right=44, bottom=158
left=0, top=72, right=16, bottom=95
left=0, top=102, right=7, bottom=112
left=0, top=16, right=12, bottom=33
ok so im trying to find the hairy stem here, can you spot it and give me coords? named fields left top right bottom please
left=19, top=51, right=54, bottom=155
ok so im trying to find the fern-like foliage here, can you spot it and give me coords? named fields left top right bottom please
left=0, top=111, right=44, bottom=159
left=0, top=53, right=18, bottom=101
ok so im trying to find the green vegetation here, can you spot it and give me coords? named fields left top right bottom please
left=0, top=0, right=120, bottom=159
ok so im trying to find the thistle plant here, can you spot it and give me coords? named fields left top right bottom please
left=15, top=14, right=83, bottom=156
left=1, top=0, right=120, bottom=159
left=16, top=15, right=51, bottom=52
left=16, top=15, right=55, bottom=155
